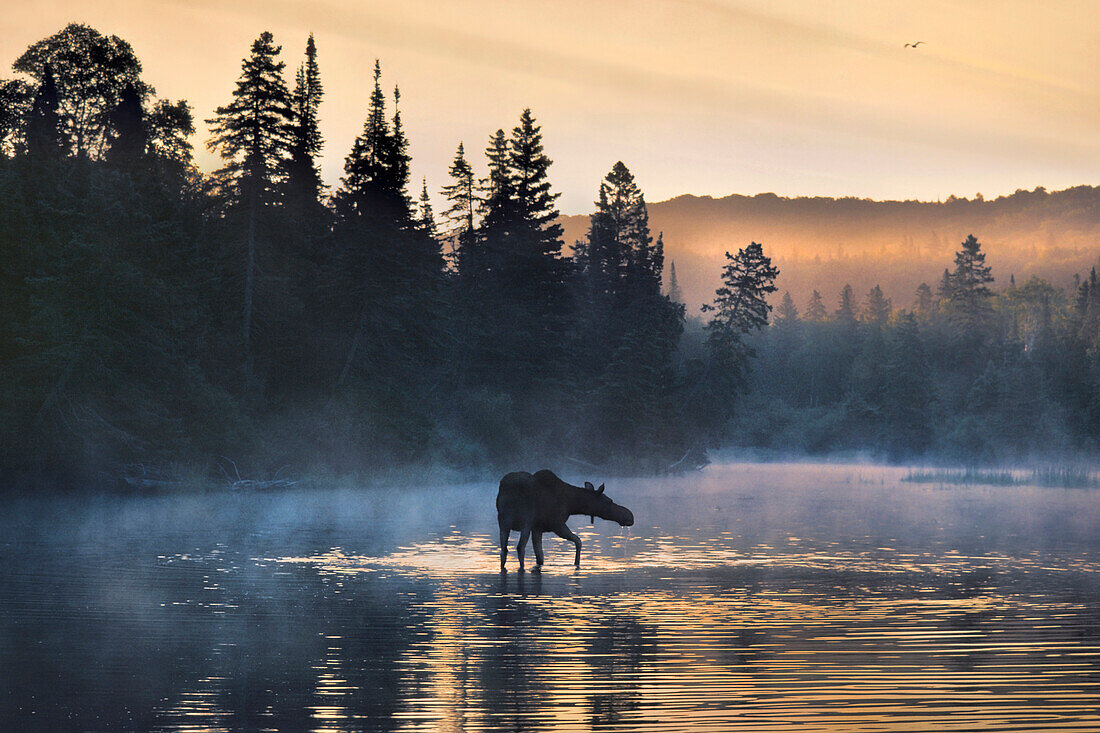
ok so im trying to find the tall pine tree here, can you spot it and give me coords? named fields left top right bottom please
left=805, top=289, right=827, bottom=322
left=104, top=82, right=146, bottom=169
left=667, top=260, right=684, bottom=304
left=576, top=161, right=654, bottom=298
left=575, top=162, right=683, bottom=463
left=477, top=127, right=514, bottom=278
left=23, top=64, right=66, bottom=160
left=334, top=62, right=410, bottom=227
left=206, top=31, right=294, bottom=371
left=286, top=34, right=324, bottom=221
left=415, top=177, right=436, bottom=238
left=946, top=233, right=995, bottom=335
left=696, top=242, right=779, bottom=432
left=440, top=141, right=477, bottom=270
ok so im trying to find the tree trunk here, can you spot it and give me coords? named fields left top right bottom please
left=244, top=183, right=256, bottom=377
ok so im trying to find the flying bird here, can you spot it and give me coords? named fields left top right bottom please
left=904, top=41, right=925, bottom=48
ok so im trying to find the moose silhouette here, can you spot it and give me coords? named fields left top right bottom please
left=496, top=469, right=635, bottom=571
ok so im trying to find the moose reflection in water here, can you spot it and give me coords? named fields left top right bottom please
left=496, top=470, right=635, bottom=571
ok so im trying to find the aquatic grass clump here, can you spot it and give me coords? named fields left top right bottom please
left=902, top=469, right=1018, bottom=486
left=903, top=466, right=1098, bottom=488
left=1030, top=466, right=1098, bottom=488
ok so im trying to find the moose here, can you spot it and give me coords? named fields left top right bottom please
left=496, top=469, right=635, bottom=571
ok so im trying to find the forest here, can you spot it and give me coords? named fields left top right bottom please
left=563, top=186, right=1100, bottom=314
left=1, top=24, right=1098, bottom=489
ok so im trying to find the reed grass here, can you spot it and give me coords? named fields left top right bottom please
left=902, top=469, right=1018, bottom=486
left=1030, top=466, right=1098, bottom=488
left=903, top=466, right=1098, bottom=488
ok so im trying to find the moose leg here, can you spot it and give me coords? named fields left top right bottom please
left=532, top=531, right=545, bottom=567
left=516, top=526, right=532, bottom=571
left=498, top=516, right=510, bottom=571
left=555, top=524, right=582, bottom=567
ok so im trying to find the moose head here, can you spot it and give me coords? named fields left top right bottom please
left=583, top=481, right=634, bottom=527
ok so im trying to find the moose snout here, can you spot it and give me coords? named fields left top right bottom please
left=619, top=509, right=635, bottom=527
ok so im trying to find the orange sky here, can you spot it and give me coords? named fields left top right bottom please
left=2, top=0, right=1098, bottom=214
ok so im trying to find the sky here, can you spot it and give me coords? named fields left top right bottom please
left=2, top=0, right=1099, bottom=214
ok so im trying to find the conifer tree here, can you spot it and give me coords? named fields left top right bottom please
left=775, top=291, right=799, bottom=326
left=104, top=82, right=146, bottom=168
left=286, top=34, right=324, bottom=215
left=383, top=85, right=412, bottom=224
left=760, top=290, right=803, bottom=406
left=330, top=64, right=441, bottom=419
left=578, top=161, right=655, bottom=298
left=415, top=177, right=436, bottom=238
left=441, top=142, right=476, bottom=233
left=650, top=232, right=667, bottom=295
left=335, top=62, right=410, bottom=226
left=509, top=109, right=563, bottom=263
left=207, top=32, right=294, bottom=202
left=505, top=108, right=569, bottom=360
left=946, top=233, right=995, bottom=333
left=206, top=31, right=294, bottom=368
left=701, top=242, right=779, bottom=408
left=914, top=282, right=934, bottom=320
left=935, top=268, right=954, bottom=303
left=704, top=243, right=779, bottom=346
left=575, top=162, right=683, bottom=460
left=468, top=110, right=569, bottom=394
left=480, top=129, right=511, bottom=218
left=476, top=128, right=514, bottom=278
left=861, top=284, right=891, bottom=326
left=667, top=260, right=684, bottom=304
left=1074, top=266, right=1100, bottom=349
left=835, top=284, right=857, bottom=326
left=440, top=141, right=477, bottom=269
left=1074, top=268, right=1095, bottom=317
left=23, top=64, right=66, bottom=159
left=805, top=289, right=827, bottom=322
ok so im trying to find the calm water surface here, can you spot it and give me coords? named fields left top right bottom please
left=2, top=462, right=1099, bottom=731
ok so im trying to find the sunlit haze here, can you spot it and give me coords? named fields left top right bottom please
left=3, top=0, right=1097, bottom=213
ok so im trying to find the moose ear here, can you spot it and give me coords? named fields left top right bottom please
left=597, top=484, right=605, bottom=494
left=584, top=481, right=595, bottom=491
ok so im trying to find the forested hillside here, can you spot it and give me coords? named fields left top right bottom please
left=562, top=188, right=1100, bottom=312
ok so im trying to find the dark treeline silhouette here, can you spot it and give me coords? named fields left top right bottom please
left=0, top=24, right=775, bottom=487
left=733, top=233, right=1100, bottom=460
left=1, top=25, right=1096, bottom=489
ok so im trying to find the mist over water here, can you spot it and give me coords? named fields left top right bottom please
left=2, top=462, right=1098, bottom=731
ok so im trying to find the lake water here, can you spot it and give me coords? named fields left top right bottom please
left=2, top=462, right=1099, bottom=731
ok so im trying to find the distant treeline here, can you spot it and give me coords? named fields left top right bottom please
left=1, top=25, right=1097, bottom=489
left=563, top=186, right=1100, bottom=313
left=734, top=242, right=1100, bottom=460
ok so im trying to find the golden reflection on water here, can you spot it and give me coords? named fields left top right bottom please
left=391, top=584, right=1098, bottom=731
left=310, top=634, right=354, bottom=732
left=263, top=529, right=1100, bottom=732
left=276, top=526, right=1099, bottom=579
